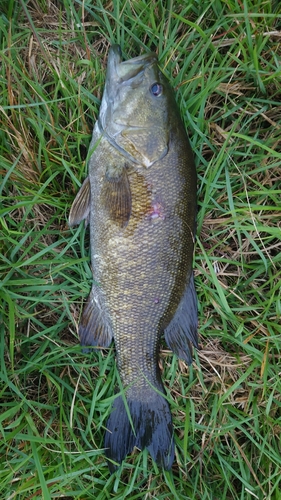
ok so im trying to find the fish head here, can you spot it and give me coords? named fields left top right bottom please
left=98, top=45, right=172, bottom=167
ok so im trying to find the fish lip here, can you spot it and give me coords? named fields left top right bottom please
left=107, top=44, right=157, bottom=84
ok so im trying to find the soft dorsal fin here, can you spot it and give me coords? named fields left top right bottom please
left=68, top=177, right=91, bottom=226
left=164, top=272, right=198, bottom=364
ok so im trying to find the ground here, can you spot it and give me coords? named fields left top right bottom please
left=0, top=1, right=281, bottom=499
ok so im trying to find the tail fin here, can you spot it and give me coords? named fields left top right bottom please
left=104, top=386, right=174, bottom=472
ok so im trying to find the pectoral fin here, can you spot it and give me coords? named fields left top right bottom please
left=102, top=166, right=131, bottom=228
left=79, top=286, right=113, bottom=348
left=69, top=177, right=91, bottom=226
left=164, top=273, right=198, bottom=364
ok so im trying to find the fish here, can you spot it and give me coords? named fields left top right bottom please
left=69, top=44, right=198, bottom=472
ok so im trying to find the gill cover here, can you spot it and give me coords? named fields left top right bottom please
left=98, top=45, right=169, bottom=167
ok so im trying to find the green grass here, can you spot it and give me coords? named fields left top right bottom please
left=1, top=0, right=281, bottom=498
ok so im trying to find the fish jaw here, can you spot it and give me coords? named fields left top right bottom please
left=98, top=45, right=170, bottom=168
left=99, top=45, right=157, bottom=128
left=107, top=44, right=157, bottom=87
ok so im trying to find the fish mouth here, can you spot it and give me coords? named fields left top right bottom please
left=107, top=44, right=157, bottom=85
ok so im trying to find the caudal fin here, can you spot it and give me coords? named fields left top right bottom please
left=104, top=386, right=174, bottom=472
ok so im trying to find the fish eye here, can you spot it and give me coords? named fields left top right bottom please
left=150, top=82, right=163, bottom=97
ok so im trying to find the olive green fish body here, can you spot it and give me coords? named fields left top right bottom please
left=69, top=45, right=198, bottom=471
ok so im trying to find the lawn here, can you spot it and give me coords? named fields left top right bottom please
left=0, top=0, right=281, bottom=498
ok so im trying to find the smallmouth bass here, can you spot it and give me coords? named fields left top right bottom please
left=69, top=44, right=198, bottom=471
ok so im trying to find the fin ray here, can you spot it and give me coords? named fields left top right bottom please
left=102, top=167, right=131, bottom=228
left=105, top=385, right=174, bottom=472
left=79, top=287, right=113, bottom=348
left=69, top=177, right=91, bottom=226
left=164, top=272, right=198, bottom=364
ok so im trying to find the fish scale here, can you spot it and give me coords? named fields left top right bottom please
left=69, top=44, right=198, bottom=471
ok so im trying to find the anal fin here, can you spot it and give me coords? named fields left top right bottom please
left=164, top=272, right=198, bottom=364
left=69, top=177, right=91, bottom=226
left=79, top=286, right=113, bottom=348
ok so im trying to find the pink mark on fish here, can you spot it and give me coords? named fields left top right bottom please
left=148, top=200, right=165, bottom=220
